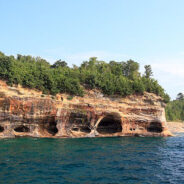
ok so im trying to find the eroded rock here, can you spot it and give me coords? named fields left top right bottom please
left=0, top=80, right=172, bottom=138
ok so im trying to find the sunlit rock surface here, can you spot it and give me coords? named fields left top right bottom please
left=0, top=80, right=172, bottom=138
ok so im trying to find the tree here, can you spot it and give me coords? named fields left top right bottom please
left=51, top=60, right=68, bottom=68
left=132, top=80, right=145, bottom=94
left=0, top=51, right=170, bottom=100
left=163, top=93, right=170, bottom=103
left=144, top=65, right=153, bottom=78
left=123, top=60, right=140, bottom=80
left=166, top=98, right=184, bottom=121
left=176, top=93, right=184, bottom=100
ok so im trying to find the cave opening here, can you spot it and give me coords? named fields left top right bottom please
left=147, top=122, right=163, bottom=133
left=14, top=125, right=30, bottom=132
left=72, top=126, right=91, bottom=133
left=80, top=126, right=91, bottom=133
left=97, top=115, right=122, bottom=134
left=69, top=112, right=91, bottom=134
left=46, top=121, right=58, bottom=136
left=72, top=127, right=79, bottom=131
left=0, top=126, right=4, bottom=132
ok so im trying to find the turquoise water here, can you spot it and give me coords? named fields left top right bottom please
left=0, top=135, right=184, bottom=184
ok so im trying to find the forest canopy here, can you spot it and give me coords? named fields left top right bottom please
left=0, top=51, right=170, bottom=102
left=166, top=93, right=184, bottom=121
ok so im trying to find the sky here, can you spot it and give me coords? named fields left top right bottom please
left=0, top=0, right=184, bottom=99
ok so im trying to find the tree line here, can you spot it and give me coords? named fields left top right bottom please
left=166, top=93, right=184, bottom=121
left=0, top=52, right=170, bottom=102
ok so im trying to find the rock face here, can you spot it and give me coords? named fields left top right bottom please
left=0, top=81, right=172, bottom=138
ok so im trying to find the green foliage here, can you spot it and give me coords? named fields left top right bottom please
left=115, top=76, right=133, bottom=96
left=0, top=52, right=169, bottom=100
left=176, top=93, right=184, bottom=100
left=163, top=93, right=170, bottom=103
left=51, top=60, right=68, bottom=68
left=144, top=65, right=153, bottom=78
left=132, top=79, right=145, bottom=94
left=67, top=95, right=73, bottom=100
left=123, top=60, right=140, bottom=80
left=166, top=97, right=184, bottom=121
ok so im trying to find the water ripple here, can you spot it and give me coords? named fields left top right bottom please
left=0, top=135, right=184, bottom=184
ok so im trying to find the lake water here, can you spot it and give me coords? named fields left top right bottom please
left=0, top=135, right=184, bottom=184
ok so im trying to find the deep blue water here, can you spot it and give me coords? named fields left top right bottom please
left=0, top=135, right=184, bottom=184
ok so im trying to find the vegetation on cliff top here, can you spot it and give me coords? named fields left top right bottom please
left=166, top=93, right=184, bottom=121
left=0, top=51, right=170, bottom=102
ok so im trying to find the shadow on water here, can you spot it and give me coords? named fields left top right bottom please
left=0, top=136, right=184, bottom=184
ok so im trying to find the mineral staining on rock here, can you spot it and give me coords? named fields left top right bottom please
left=0, top=81, right=171, bottom=138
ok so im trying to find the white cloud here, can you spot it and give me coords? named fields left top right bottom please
left=152, top=63, right=184, bottom=78
left=150, top=59, right=184, bottom=99
left=179, top=51, right=184, bottom=56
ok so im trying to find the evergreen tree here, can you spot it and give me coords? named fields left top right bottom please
left=176, top=92, right=184, bottom=100
left=144, top=65, right=153, bottom=78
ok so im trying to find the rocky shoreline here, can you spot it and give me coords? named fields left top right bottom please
left=0, top=80, right=172, bottom=138
left=167, top=122, right=184, bottom=134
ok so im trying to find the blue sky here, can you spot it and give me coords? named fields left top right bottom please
left=0, top=0, right=184, bottom=99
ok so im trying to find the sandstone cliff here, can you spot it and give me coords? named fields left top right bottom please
left=0, top=80, right=171, bottom=138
